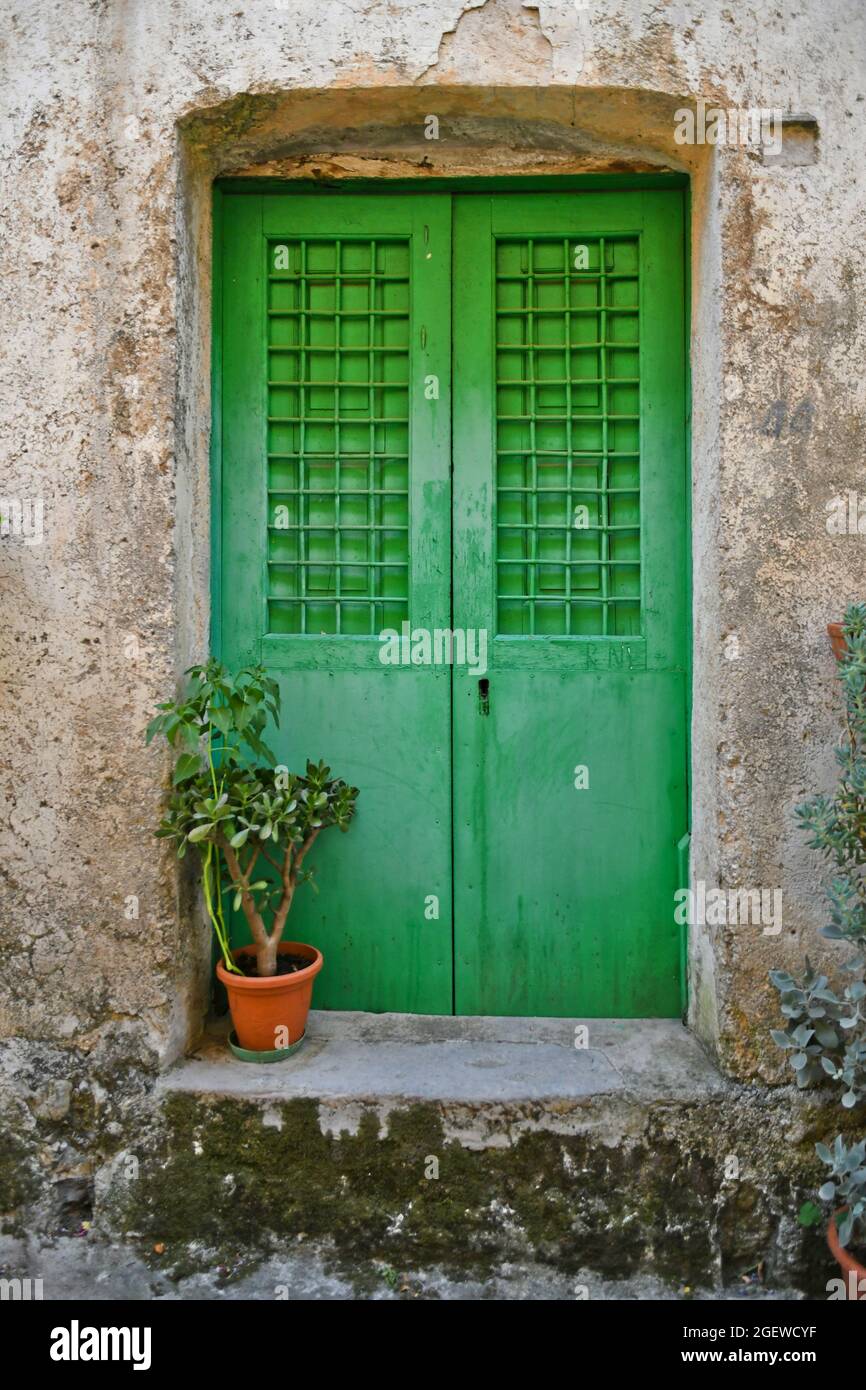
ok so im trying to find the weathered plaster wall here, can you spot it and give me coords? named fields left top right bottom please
left=2, top=0, right=866, bottom=1223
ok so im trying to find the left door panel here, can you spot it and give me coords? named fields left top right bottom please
left=217, top=192, right=453, bottom=1012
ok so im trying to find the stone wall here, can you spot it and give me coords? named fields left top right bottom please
left=2, top=0, right=865, bottom=1228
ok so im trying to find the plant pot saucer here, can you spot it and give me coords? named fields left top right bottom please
left=227, top=1029, right=306, bottom=1064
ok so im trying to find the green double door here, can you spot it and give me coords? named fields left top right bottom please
left=217, top=185, right=688, bottom=1017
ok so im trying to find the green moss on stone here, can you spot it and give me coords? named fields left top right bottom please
left=105, top=1087, right=844, bottom=1294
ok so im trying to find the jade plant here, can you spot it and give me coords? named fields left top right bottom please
left=770, top=604, right=866, bottom=1247
left=147, top=660, right=358, bottom=978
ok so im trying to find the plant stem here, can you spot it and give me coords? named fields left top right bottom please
left=205, top=700, right=235, bottom=969
left=203, top=840, right=240, bottom=974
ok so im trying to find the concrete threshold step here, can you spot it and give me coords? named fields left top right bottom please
left=97, top=1013, right=835, bottom=1296
left=164, top=1012, right=728, bottom=1110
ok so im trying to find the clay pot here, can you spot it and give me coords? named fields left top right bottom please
left=827, top=1212, right=866, bottom=1299
left=216, top=942, right=323, bottom=1053
left=827, top=623, right=848, bottom=662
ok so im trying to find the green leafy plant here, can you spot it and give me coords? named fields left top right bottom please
left=815, top=1137, right=866, bottom=1249
left=796, top=602, right=866, bottom=961
left=147, top=660, right=358, bottom=978
left=769, top=965, right=865, bottom=1098
left=769, top=605, right=866, bottom=1247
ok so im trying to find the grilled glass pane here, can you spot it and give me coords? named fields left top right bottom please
left=266, top=238, right=410, bottom=635
left=495, top=236, right=640, bottom=636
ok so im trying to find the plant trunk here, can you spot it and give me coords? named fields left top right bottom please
left=256, top=937, right=279, bottom=978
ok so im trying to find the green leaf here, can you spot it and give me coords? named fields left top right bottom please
left=145, top=715, right=165, bottom=746
left=245, top=730, right=277, bottom=766
left=163, top=714, right=181, bottom=745
left=181, top=721, right=202, bottom=752
left=173, top=753, right=202, bottom=785
left=209, top=704, right=232, bottom=737
left=770, top=970, right=795, bottom=988
left=798, top=1200, right=824, bottom=1227
left=188, top=822, right=217, bottom=843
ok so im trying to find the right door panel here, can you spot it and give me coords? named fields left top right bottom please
left=452, top=191, right=688, bottom=1016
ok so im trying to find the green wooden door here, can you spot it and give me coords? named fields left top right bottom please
left=452, top=192, right=688, bottom=1016
left=216, top=185, right=688, bottom=1017
left=218, top=192, right=453, bottom=1012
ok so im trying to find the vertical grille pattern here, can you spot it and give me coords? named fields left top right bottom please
left=495, top=236, right=641, bottom=636
left=266, top=238, right=411, bottom=635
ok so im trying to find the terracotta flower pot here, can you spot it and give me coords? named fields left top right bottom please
left=827, top=1212, right=866, bottom=1299
left=827, top=622, right=848, bottom=662
left=216, top=942, right=323, bottom=1054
